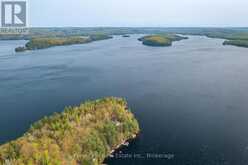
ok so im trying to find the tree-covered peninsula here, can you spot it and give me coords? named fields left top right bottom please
left=0, top=97, right=140, bottom=165
left=138, top=34, right=188, bottom=47
left=223, top=40, right=248, bottom=48
left=15, top=34, right=113, bottom=52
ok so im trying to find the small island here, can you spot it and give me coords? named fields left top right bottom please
left=138, top=34, right=188, bottom=47
left=223, top=40, right=248, bottom=48
left=0, top=97, right=140, bottom=165
left=15, top=34, right=113, bottom=52
left=122, top=34, right=130, bottom=37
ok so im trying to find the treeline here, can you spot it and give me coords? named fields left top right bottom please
left=1, top=27, right=248, bottom=40
left=0, top=97, right=140, bottom=165
left=7, top=27, right=248, bottom=49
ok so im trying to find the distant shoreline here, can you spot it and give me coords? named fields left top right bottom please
left=0, top=27, right=246, bottom=51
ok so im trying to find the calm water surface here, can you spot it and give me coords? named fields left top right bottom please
left=1, top=35, right=248, bottom=165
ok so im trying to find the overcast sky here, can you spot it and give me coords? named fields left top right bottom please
left=30, top=0, right=247, bottom=27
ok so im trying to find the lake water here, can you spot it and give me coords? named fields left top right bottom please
left=1, top=35, right=248, bottom=165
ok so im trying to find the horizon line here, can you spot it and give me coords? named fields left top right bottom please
left=29, top=26, right=248, bottom=28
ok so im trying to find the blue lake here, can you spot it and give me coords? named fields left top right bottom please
left=1, top=35, right=248, bottom=165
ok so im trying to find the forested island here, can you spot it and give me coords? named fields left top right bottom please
left=138, top=34, right=188, bottom=47
left=15, top=34, right=113, bottom=52
left=0, top=97, right=140, bottom=165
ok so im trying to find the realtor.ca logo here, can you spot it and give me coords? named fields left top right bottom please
left=0, top=0, right=29, bottom=34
